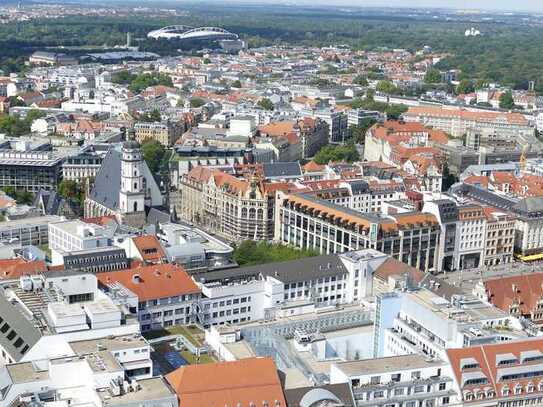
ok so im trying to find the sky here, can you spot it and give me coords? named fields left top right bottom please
left=256, top=0, right=543, bottom=13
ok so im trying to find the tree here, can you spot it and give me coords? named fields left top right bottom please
left=376, top=80, right=398, bottom=94
left=203, top=58, right=211, bottom=64
left=141, top=140, right=165, bottom=174
left=233, top=241, right=318, bottom=266
left=499, top=91, right=515, bottom=109
left=128, top=72, right=173, bottom=94
left=353, top=75, right=368, bottom=86
left=441, top=163, right=458, bottom=192
left=3, top=187, right=33, bottom=204
left=231, top=80, right=242, bottom=88
left=424, top=68, right=442, bottom=84
left=349, top=118, right=377, bottom=144
left=385, top=104, right=408, bottom=120
left=189, top=97, right=205, bottom=108
left=456, top=79, right=475, bottom=95
left=257, top=98, right=274, bottom=111
left=314, top=143, right=360, bottom=165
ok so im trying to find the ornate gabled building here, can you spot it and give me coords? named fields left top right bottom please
left=178, top=166, right=274, bottom=241
left=475, top=272, right=543, bottom=326
left=84, top=139, right=164, bottom=228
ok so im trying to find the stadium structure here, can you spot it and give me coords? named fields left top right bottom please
left=147, top=26, right=239, bottom=41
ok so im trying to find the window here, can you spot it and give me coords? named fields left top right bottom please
left=370, top=376, right=381, bottom=385
left=391, top=373, right=401, bottom=382
left=439, top=382, right=446, bottom=391
left=373, top=391, right=384, bottom=398
left=394, top=388, right=404, bottom=396
left=411, top=371, right=421, bottom=380
left=442, top=397, right=450, bottom=405
left=414, top=385, right=425, bottom=393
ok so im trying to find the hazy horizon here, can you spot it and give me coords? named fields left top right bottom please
left=202, top=0, right=543, bottom=13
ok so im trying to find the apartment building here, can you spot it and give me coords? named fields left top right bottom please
left=97, top=264, right=202, bottom=332
left=482, top=207, right=515, bottom=266
left=422, top=199, right=459, bottom=272
left=304, top=178, right=407, bottom=214
left=330, top=354, right=459, bottom=407
left=404, top=106, right=533, bottom=139
left=0, top=150, right=63, bottom=192
left=450, top=183, right=543, bottom=259
left=374, top=288, right=525, bottom=361
left=456, top=205, right=486, bottom=270
left=258, top=117, right=329, bottom=159
left=275, top=191, right=441, bottom=272
left=62, top=152, right=103, bottom=181
left=178, top=166, right=274, bottom=241
left=446, top=338, right=543, bottom=406
left=48, top=219, right=115, bottom=265
left=193, top=250, right=389, bottom=326
left=134, top=121, right=183, bottom=146
left=0, top=215, right=62, bottom=247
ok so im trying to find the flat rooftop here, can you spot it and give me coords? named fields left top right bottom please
left=69, top=334, right=147, bottom=355
left=97, top=377, right=175, bottom=406
left=334, top=354, right=446, bottom=376
left=6, top=361, right=49, bottom=384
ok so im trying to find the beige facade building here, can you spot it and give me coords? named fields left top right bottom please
left=134, top=121, right=182, bottom=146
left=482, top=207, right=515, bottom=266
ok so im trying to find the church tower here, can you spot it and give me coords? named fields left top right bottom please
left=119, top=136, right=146, bottom=227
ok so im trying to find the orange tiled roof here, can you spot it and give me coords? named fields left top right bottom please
left=0, top=259, right=47, bottom=280
left=165, top=357, right=287, bottom=407
left=302, top=160, right=326, bottom=172
left=97, top=264, right=200, bottom=301
left=132, top=235, right=166, bottom=263
left=406, top=106, right=529, bottom=126
left=258, top=121, right=295, bottom=137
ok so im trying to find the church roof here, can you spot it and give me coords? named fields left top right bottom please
left=89, top=148, right=123, bottom=211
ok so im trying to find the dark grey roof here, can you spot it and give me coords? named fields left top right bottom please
left=347, top=180, right=370, bottom=195
left=0, top=293, right=41, bottom=362
left=284, top=383, right=355, bottom=407
left=147, top=207, right=171, bottom=224
left=449, top=183, right=517, bottom=212
left=89, top=148, right=122, bottom=211
left=434, top=199, right=459, bottom=223
left=194, top=254, right=346, bottom=285
left=123, top=140, right=140, bottom=150
left=263, top=162, right=302, bottom=179
left=512, top=197, right=543, bottom=215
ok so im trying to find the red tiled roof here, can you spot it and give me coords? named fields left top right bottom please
left=165, top=357, right=287, bottom=407
left=97, top=264, right=200, bottom=301
left=0, top=259, right=47, bottom=280
left=484, top=273, right=543, bottom=316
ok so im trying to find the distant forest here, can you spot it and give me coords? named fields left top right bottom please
left=2, top=3, right=543, bottom=90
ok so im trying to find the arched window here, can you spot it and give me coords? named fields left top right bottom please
left=134, top=182, right=138, bottom=190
